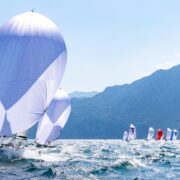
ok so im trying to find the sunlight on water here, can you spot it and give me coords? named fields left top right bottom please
left=0, top=140, right=179, bottom=179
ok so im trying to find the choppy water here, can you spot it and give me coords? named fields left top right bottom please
left=0, top=140, right=179, bottom=179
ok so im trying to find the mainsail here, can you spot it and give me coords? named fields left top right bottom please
left=147, top=127, right=154, bottom=140
left=35, top=89, right=71, bottom=144
left=123, top=131, right=128, bottom=141
left=0, top=12, right=67, bottom=136
left=166, top=128, right=172, bottom=141
left=128, top=124, right=136, bottom=140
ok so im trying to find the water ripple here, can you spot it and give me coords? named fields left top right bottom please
left=0, top=140, right=179, bottom=179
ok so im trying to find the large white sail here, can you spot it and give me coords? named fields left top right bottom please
left=123, top=131, right=128, bottom=141
left=35, top=89, right=71, bottom=144
left=166, top=128, right=172, bottom=141
left=128, top=124, right=136, bottom=140
left=147, top=127, right=154, bottom=140
left=0, top=12, right=67, bottom=136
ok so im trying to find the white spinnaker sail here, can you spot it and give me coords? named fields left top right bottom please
left=0, top=12, right=67, bottom=136
left=123, top=131, right=128, bottom=140
left=166, top=128, right=172, bottom=141
left=128, top=124, right=136, bottom=140
left=147, top=127, right=154, bottom=140
left=35, top=89, right=71, bottom=144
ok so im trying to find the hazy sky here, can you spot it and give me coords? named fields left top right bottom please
left=1, top=1, right=180, bottom=93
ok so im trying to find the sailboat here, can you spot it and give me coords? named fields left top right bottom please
left=147, top=127, right=154, bottom=140
left=123, top=131, right=128, bottom=141
left=156, top=129, right=164, bottom=140
left=166, top=128, right=172, bottom=141
left=0, top=11, right=71, bottom=159
left=127, top=124, right=136, bottom=140
left=170, top=129, right=178, bottom=140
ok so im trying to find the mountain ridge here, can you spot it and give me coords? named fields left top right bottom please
left=61, top=64, right=180, bottom=139
left=69, top=91, right=98, bottom=98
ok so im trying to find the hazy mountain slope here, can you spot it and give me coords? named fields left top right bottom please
left=61, top=65, right=180, bottom=139
left=70, top=91, right=98, bottom=98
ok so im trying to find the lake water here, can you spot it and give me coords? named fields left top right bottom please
left=0, top=140, right=179, bottom=179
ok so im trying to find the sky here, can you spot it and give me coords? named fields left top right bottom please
left=1, top=1, right=180, bottom=93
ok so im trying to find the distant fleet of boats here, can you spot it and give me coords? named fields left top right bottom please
left=123, top=124, right=178, bottom=141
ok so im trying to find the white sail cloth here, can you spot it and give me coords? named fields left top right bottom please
left=35, top=89, right=71, bottom=144
left=128, top=124, right=136, bottom=140
left=123, top=131, right=128, bottom=141
left=0, top=12, right=67, bottom=136
left=147, top=127, right=154, bottom=140
left=166, top=128, right=172, bottom=141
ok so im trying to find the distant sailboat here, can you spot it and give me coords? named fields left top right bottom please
left=123, top=131, right=128, bottom=141
left=156, top=129, right=164, bottom=140
left=147, top=127, right=154, bottom=140
left=170, top=129, right=178, bottom=140
left=128, top=124, right=136, bottom=140
left=166, top=128, right=172, bottom=141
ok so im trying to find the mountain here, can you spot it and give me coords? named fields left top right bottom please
left=61, top=65, right=180, bottom=139
left=70, top=91, right=98, bottom=98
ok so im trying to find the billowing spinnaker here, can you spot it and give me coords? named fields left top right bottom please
left=123, top=131, right=128, bottom=140
left=166, top=128, right=172, bottom=141
left=171, top=129, right=178, bottom=140
left=128, top=124, right=136, bottom=140
left=156, top=129, right=164, bottom=140
left=0, top=12, right=67, bottom=136
left=35, top=89, right=71, bottom=144
left=147, top=127, right=154, bottom=140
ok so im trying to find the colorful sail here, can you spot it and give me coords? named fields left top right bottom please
left=123, top=131, right=128, bottom=140
left=128, top=124, right=136, bottom=140
left=147, top=127, right=154, bottom=140
left=35, top=89, right=71, bottom=144
left=0, top=12, right=66, bottom=136
left=156, top=129, right=164, bottom=140
left=170, top=129, right=178, bottom=140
